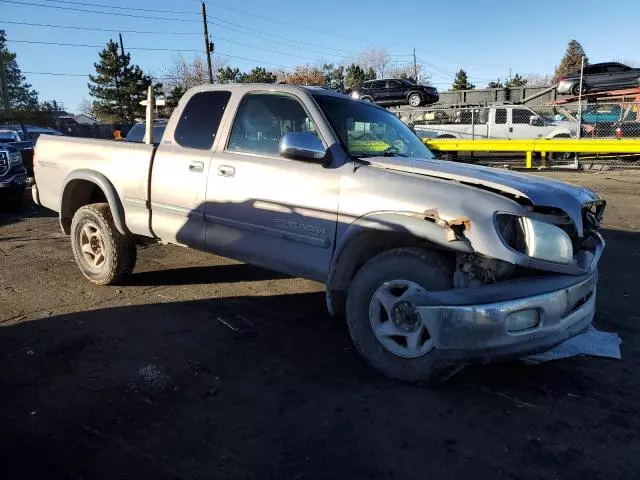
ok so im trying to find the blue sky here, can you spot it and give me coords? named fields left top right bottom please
left=3, top=0, right=639, bottom=112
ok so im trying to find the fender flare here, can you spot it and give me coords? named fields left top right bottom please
left=325, top=212, right=473, bottom=313
left=547, top=129, right=573, bottom=139
left=60, top=169, right=128, bottom=235
left=406, top=90, right=423, bottom=101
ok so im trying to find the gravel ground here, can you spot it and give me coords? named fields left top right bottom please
left=1, top=171, right=639, bottom=480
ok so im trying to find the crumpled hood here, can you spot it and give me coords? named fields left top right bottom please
left=366, top=157, right=602, bottom=235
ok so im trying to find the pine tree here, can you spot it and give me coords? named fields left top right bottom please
left=0, top=30, right=39, bottom=113
left=487, top=79, right=503, bottom=88
left=165, top=85, right=185, bottom=116
left=452, top=70, right=475, bottom=90
left=553, top=40, right=588, bottom=82
left=322, top=63, right=345, bottom=92
left=344, top=64, right=376, bottom=91
left=239, top=67, right=276, bottom=83
left=505, top=73, right=527, bottom=87
left=216, top=66, right=242, bottom=84
left=88, top=40, right=159, bottom=123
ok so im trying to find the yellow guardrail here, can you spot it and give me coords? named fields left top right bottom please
left=423, top=138, right=640, bottom=168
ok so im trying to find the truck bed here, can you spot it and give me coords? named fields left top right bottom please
left=34, top=135, right=156, bottom=236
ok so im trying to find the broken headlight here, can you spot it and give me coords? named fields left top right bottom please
left=496, top=214, right=573, bottom=264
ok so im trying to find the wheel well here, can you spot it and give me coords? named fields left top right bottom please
left=407, top=91, right=422, bottom=99
left=326, top=230, right=455, bottom=315
left=60, top=179, right=108, bottom=234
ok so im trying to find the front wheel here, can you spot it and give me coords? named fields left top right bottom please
left=408, top=93, right=422, bottom=107
left=346, top=248, right=456, bottom=383
left=70, top=203, right=137, bottom=285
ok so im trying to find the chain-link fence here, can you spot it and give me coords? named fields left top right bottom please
left=393, top=102, right=640, bottom=170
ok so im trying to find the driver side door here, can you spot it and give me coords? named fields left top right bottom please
left=204, top=92, right=339, bottom=281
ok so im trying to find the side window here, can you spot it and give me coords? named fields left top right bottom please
left=607, top=64, right=629, bottom=73
left=495, top=108, right=507, bottom=124
left=513, top=108, right=533, bottom=124
left=387, top=80, right=401, bottom=88
left=174, top=91, right=231, bottom=150
left=227, top=93, right=320, bottom=156
left=372, top=81, right=385, bottom=89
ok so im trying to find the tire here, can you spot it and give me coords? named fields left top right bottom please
left=70, top=203, right=137, bottom=285
left=346, top=247, right=458, bottom=384
left=570, top=83, right=585, bottom=96
left=408, top=93, right=422, bottom=107
left=549, top=134, right=576, bottom=163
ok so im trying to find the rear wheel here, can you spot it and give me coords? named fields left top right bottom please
left=570, top=83, right=585, bottom=96
left=408, top=93, right=422, bottom=107
left=70, top=203, right=137, bottom=285
left=346, top=248, right=458, bottom=383
left=549, top=133, right=576, bottom=164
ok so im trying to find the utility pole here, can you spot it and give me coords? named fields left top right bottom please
left=201, top=1, right=214, bottom=84
left=119, top=33, right=126, bottom=63
left=0, top=60, right=10, bottom=117
left=413, top=48, right=418, bottom=84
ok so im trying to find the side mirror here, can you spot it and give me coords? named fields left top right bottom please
left=529, top=115, right=544, bottom=126
left=279, top=132, right=327, bottom=162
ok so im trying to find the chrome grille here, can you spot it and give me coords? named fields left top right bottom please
left=0, top=157, right=8, bottom=177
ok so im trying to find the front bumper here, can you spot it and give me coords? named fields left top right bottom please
left=0, top=170, right=28, bottom=197
left=415, top=271, right=598, bottom=362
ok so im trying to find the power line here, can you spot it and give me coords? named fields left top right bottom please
left=1, top=20, right=200, bottom=35
left=1, top=0, right=199, bottom=21
left=183, top=0, right=379, bottom=45
left=8, top=39, right=295, bottom=68
left=4, top=21, right=331, bottom=62
left=2, top=0, right=360, bottom=58
left=44, top=0, right=198, bottom=15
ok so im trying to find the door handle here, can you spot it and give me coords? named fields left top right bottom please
left=189, top=161, right=204, bottom=173
left=509, top=127, right=513, bottom=133
left=218, top=165, right=235, bottom=177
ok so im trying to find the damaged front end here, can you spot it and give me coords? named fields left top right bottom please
left=411, top=200, right=605, bottom=362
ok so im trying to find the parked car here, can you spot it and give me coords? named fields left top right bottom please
left=0, top=142, right=28, bottom=199
left=557, top=62, right=640, bottom=96
left=413, top=105, right=578, bottom=140
left=33, top=84, right=605, bottom=383
left=125, top=120, right=168, bottom=143
left=352, top=79, right=439, bottom=107
left=0, top=124, right=62, bottom=176
left=578, top=103, right=640, bottom=138
left=0, top=128, right=36, bottom=176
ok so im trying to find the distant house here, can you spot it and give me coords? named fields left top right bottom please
left=74, top=114, right=97, bottom=125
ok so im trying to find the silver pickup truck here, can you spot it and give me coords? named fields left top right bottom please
left=33, top=84, right=606, bottom=382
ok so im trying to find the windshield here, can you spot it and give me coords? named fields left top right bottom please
left=125, top=124, right=166, bottom=143
left=312, top=94, right=435, bottom=159
left=0, top=131, right=20, bottom=142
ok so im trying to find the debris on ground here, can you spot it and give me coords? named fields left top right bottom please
left=523, top=324, right=622, bottom=364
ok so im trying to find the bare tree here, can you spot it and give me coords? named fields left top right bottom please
left=77, top=98, right=95, bottom=117
left=161, top=54, right=227, bottom=92
left=525, top=73, right=552, bottom=87
left=357, top=48, right=390, bottom=78
left=387, top=63, right=431, bottom=85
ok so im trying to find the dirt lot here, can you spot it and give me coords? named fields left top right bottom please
left=1, top=172, right=639, bottom=480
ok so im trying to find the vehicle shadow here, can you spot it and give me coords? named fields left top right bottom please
left=124, top=263, right=290, bottom=286
left=0, top=190, right=57, bottom=228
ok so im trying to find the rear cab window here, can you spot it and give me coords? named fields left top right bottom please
left=495, top=108, right=507, bottom=124
left=174, top=91, right=232, bottom=149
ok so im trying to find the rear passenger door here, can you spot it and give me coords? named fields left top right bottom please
left=369, top=80, right=387, bottom=103
left=150, top=90, right=231, bottom=247
left=385, top=80, right=405, bottom=105
left=491, top=107, right=509, bottom=138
